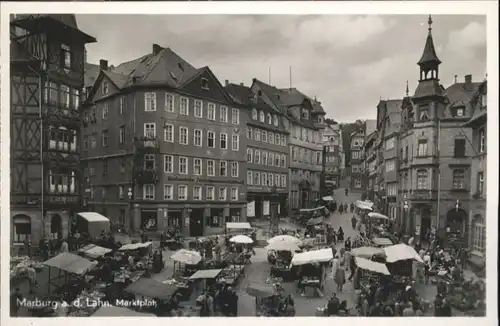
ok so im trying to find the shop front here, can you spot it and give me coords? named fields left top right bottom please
left=141, top=209, right=158, bottom=231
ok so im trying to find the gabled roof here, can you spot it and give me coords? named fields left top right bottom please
left=279, top=87, right=326, bottom=114
left=225, top=83, right=255, bottom=106
left=84, top=63, right=100, bottom=87
left=445, top=82, right=480, bottom=107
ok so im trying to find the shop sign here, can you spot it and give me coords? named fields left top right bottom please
left=247, top=201, right=255, bottom=218
left=263, top=201, right=270, bottom=215
left=167, top=175, right=244, bottom=184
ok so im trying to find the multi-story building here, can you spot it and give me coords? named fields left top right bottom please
left=251, top=79, right=325, bottom=214
left=323, top=123, right=343, bottom=189
left=81, top=44, right=247, bottom=237
left=224, top=82, right=289, bottom=220
left=10, top=15, right=95, bottom=249
left=463, top=79, right=487, bottom=269
left=398, top=16, right=481, bottom=242
left=363, top=130, right=378, bottom=201
left=349, top=128, right=365, bottom=190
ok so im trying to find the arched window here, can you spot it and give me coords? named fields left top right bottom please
left=267, top=113, right=272, bottom=124
left=13, top=214, right=31, bottom=243
left=259, top=111, right=265, bottom=122
left=416, top=169, right=428, bottom=189
left=252, top=108, right=258, bottom=120
left=472, top=214, right=485, bottom=254
left=273, top=114, right=278, bottom=126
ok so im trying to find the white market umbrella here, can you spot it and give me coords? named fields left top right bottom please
left=171, top=249, right=202, bottom=265
left=267, top=235, right=301, bottom=245
left=265, top=241, right=301, bottom=252
left=229, top=235, right=254, bottom=244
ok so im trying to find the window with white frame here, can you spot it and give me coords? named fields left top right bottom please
left=144, top=123, right=156, bottom=139
left=262, top=131, right=268, bottom=143
left=194, top=129, right=202, bottom=147
left=231, top=187, right=238, bottom=201
left=352, top=151, right=360, bottom=159
left=207, top=160, right=215, bottom=176
left=262, top=173, right=268, bottom=187
left=194, top=100, right=203, bottom=118
left=164, top=124, right=174, bottom=142
left=452, top=169, right=466, bottom=189
left=119, top=126, right=125, bottom=144
left=247, top=127, right=253, bottom=139
left=194, top=158, right=202, bottom=175
left=269, top=153, right=274, bottom=166
left=220, top=106, right=228, bottom=123
left=145, top=92, right=156, bottom=111
left=119, top=96, right=125, bottom=114
left=165, top=93, right=174, bottom=112
left=259, top=111, right=265, bottom=122
left=178, top=185, right=187, bottom=200
left=267, top=113, right=272, bottom=125
left=143, top=184, right=155, bottom=200
left=281, top=135, right=286, bottom=146
left=164, top=184, right=173, bottom=200
left=231, top=162, right=239, bottom=177
left=102, top=81, right=108, bottom=95
left=316, top=152, right=322, bottom=165
left=179, top=157, right=188, bottom=174
left=354, top=179, right=362, bottom=188
left=144, top=154, right=155, bottom=170
left=102, top=103, right=108, bottom=119
left=281, top=174, right=287, bottom=187
left=386, top=160, right=395, bottom=172
left=417, top=140, right=428, bottom=156
left=255, top=130, right=261, bottom=141
left=269, top=132, right=274, bottom=144
left=385, top=137, right=395, bottom=150
left=352, top=165, right=359, bottom=173
left=219, top=161, right=227, bottom=176
left=479, top=128, right=485, bottom=153
left=207, top=103, right=216, bottom=120
left=263, top=152, right=268, bottom=165
left=281, top=155, right=286, bottom=167
left=206, top=186, right=215, bottom=200
left=416, top=169, right=428, bottom=189
left=477, top=172, right=484, bottom=195
left=193, top=186, right=202, bottom=200
left=268, top=173, right=274, bottom=186
left=220, top=133, right=227, bottom=149
left=232, top=108, right=240, bottom=124
left=275, top=153, right=280, bottom=166
left=232, top=134, right=239, bottom=151
left=218, top=187, right=227, bottom=201
left=472, top=215, right=485, bottom=254
left=275, top=134, right=280, bottom=145
left=273, top=115, right=278, bottom=126
left=247, top=171, right=253, bottom=185
left=164, top=155, right=173, bottom=173
left=247, top=148, right=253, bottom=163
left=292, top=147, right=297, bottom=161
left=180, top=97, right=189, bottom=115
left=208, top=131, right=215, bottom=148
left=254, top=172, right=261, bottom=185
left=252, top=109, right=258, bottom=120
left=180, top=127, right=188, bottom=145
left=255, top=150, right=261, bottom=164
left=275, top=174, right=280, bottom=187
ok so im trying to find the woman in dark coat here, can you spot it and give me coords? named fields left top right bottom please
left=337, top=227, right=344, bottom=242
left=338, top=204, right=344, bottom=214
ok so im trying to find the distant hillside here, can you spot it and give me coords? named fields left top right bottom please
left=340, top=120, right=364, bottom=167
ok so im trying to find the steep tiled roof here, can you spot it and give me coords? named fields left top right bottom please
left=84, top=63, right=100, bottom=87
left=414, top=80, right=446, bottom=98
left=445, top=82, right=480, bottom=107
left=279, top=87, right=326, bottom=114
left=14, top=14, right=78, bottom=29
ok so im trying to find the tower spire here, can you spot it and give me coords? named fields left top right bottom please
left=406, top=80, right=409, bottom=96
left=417, top=14, right=441, bottom=81
left=428, top=14, right=433, bottom=33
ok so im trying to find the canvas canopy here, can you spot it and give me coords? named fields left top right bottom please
left=307, top=216, right=324, bottom=226
left=246, top=284, right=277, bottom=298
left=229, top=235, right=254, bottom=244
left=355, top=257, right=391, bottom=276
left=118, top=242, right=153, bottom=251
left=265, top=241, right=301, bottom=252
left=92, top=306, right=155, bottom=317
left=77, top=212, right=110, bottom=238
left=300, top=206, right=326, bottom=213
left=384, top=244, right=424, bottom=263
left=78, top=244, right=113, bottom=259
left=321, top=196, right=335, bottom=201
left=267, top=235, right=301, bottom=245
left=291, top=248, right=333, bottom=266
left=351, top=246, right=385, bottom=258
left=171, top=249, right=202, bottom=265
left=355, top=200, right=374, bottom=211
left=125, top=278, right=178, bottom=301
left=372, top=237, right=393, bottom=247
left=226, top=222, right=252, bottom=229
left=44, top=252, right=97, bottom=275
left=368, top=212, right=390, bottom=220
left=189, top=269, right=222, bottom=280
left=77, top=212, right=109, bottom=222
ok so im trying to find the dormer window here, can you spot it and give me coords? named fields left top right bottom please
left=273, top=115, right=278, bottom=126
left=252, top=109, right=258, bottom=120
left=481, top=94, right=487, bottom=108
left=102, top=81, right=108, bottom=95
left=301, top=109, right=309, bottom=120
left=420, top=109, right=429, bottom=121
left=201, top=78, right=209, bottom=90
left=455, top=107, right=465, bottom=117
left=267, top=113, right=272, bottom=125
left=259, top=111, right=265, bottom=122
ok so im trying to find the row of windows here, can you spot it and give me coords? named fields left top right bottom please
left=159, top=155, right=240, bottom=177
left=246, top=127, right=287, bottom=146
left=291, top=146, right=322, bottom=165
left=247, top=171, right=288, bottom=188
left=292, top=125, right=321, bottom=144
left=142, top=184, right=240, bottom=201
left=246, top=148, right=287, bottom=168
left=251, top=109, right=279, bottom=127
left=413, top=169, right=468, bottom=190
left=143, top=92, right=240, bottom=124
left=44, top=81, right=80, bottom=110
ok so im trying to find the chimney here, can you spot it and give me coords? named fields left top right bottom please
left=225, top=79, right=229, bottom=86
left=152, top=44, right=162, bottom=55
left=465, top=74, right=472, bottom=85
left=454, top=75, right=458, bottom=83
left=240, top=83, right=244, bottom=86
left=99, top=59, right=108, bottom=71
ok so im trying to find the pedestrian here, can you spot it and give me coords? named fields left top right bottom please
left=337, top=227, right=344, bottom=242
left=350, top=203, right=355, bottom=213
left=60, top=239, right=69, bottom=253
left=334, top=260, right=346, bottom=292
left=351, top=215, right=357, bottom=229
left=27, top=264, right=38, bottom=294
left=343, top=203, right=348, bottom=213
left=344, top=237, right=352, bottom=252
left=339, top=204, right=344, bottom=214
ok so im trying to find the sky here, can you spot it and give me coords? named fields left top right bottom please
left=77, top=14, right=486, bottom=123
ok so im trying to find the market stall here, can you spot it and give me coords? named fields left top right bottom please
left=267, top=235, right=302, bottom=246
left=355, top=256, right=391, bottom=287
left=76, top=212, right=111, bottom=238
left=225, top=222, right=253, bottom=236
left=298, top=206, right=330, bottom=225
left=351, top=246, right=385, bottom=259
left=383, top=244, right=423, bottom=285
left=78, top=244, right=113, bottom=260
left=189, top=269, right=222, bottom=293
left=10, top=256, right=44, bottom=284
left=171, top=249, right=203, bottom=277
left=371, top=237, right=393, bottom=248
left=246, top=284, right=280, bottom=316
left=219, top=252, right=246, bottom=286
left=266, top=240, right=299, bottom=280
left=355, top=200, right=374, bottom=211
left=124, top=277, right=180, bottom=315
left=291, top=248, right=333, bottom=296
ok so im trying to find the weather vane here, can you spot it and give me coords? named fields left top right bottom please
left=428, top=14, right=433, bottom=32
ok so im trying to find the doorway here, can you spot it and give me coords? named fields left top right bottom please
left=420, top=206, right=432, bottom=242
left=189, top=208, right=204, bottom=237
left=51, top=214, right=62, bottom=240
left=446, top=209, right=467, bottom=234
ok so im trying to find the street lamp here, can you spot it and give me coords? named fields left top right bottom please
left=403, top=194, right=409, bottom=233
